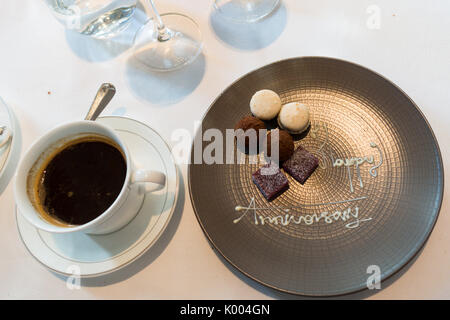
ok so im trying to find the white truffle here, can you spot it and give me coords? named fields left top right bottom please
left=250, top=89, right=282, bottom=120
left=278, top=102, right=310, bottom=134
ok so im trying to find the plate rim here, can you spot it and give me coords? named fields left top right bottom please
left=187, top=56, right=444, bottom=297
left=16, top=115, right=180, bottom=278
left=0, top=97, right=15, bottom=181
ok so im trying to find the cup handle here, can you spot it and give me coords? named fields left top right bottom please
left=132, top=170, right=166, bottom=193
left=0, top=127, right=12, bottom=149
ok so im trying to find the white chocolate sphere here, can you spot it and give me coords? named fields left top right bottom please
left=250, top=89, right=282, bottom=120
left=278, top=102, right=310, bottom=134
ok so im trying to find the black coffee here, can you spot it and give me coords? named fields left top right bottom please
left=33, top=137, right=127, bottom=226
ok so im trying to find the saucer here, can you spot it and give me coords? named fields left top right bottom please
left=16, top=116, right=179, bottom=277
left=0, top=97, right=15, bottom=182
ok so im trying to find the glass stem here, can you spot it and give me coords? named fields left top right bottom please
left=148, top=0, right=171, bottom=42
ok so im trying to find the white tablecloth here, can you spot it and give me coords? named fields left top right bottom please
left=0, top=0, right=449, bottom=299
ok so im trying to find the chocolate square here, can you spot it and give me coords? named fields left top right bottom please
left=252, top=164, right=289, bottom=201
left=282, top=145, right=319, bottom=184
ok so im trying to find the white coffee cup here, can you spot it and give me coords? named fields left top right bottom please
left=14, top=120, right=166, bottom=235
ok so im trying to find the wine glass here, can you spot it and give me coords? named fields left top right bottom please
left=133, top=0, right=203, bottom=72
left=44, top=0, right=138, bottom=39
left=214, top=0, right=280, bottom=23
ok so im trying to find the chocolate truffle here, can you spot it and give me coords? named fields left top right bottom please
left=234, top=116, right=266, bottom=149
left=265, top=129, right=294, bottom=163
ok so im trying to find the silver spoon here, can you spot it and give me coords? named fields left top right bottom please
left=0, top=126, right=11, bottom=148
left=85, top=83, right=116, bottom=121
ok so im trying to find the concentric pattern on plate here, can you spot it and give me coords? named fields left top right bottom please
left=188, top=57, right=443, bottom=296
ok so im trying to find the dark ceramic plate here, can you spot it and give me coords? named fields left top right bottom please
left=188, top=57, right=443, bottom=296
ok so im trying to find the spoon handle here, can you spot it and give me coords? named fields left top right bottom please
left=85, top=83, right=116, bottom=121
left=0, top=126, right=11, bottom=148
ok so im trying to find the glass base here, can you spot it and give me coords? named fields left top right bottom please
left=214, top=0, right=280, bottom=23
left=133, top=13, right=203, bottom=72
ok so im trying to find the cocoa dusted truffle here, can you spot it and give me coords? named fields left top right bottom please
left=234, top=116, right=266, bottom=149
left=265, top=129, right=294, bottom=163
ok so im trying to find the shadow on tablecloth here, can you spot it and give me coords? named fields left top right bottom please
left=124, top=52, right=206, bottom=106
left=210, top=1, right=288, bottom=51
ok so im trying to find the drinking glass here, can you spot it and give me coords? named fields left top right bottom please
left=44, top=0, right=137, bottom=38
left=132, top=0, right=203, bottom=72
left=214, top=0, right=280, bottom=23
